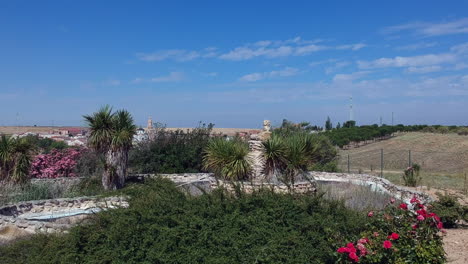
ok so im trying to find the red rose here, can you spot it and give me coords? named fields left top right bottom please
left=399, top=203, right=408, bottom=210
left=367, top=211, right=374, bottom=217
left=383, top=240, right=392, bottom=249
left=337, top=247, right=349, bottom=253
left=349, top=252, right=359, bottom=262
left=410, top=196, right=420, bottom=204
left=387, top=233, right=399, bottom=240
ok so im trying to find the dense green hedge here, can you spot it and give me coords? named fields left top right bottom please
left=128, top=124, right=213, bottom=174
left=0, top=179, right=367, bottom=264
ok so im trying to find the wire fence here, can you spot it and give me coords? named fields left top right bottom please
left=338, top=149, right=468, bottom=192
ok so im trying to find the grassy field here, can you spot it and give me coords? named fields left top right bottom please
left=339, top=132, right=468, bottom=191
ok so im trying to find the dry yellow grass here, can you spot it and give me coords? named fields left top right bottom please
left=339, top=132, right=468, bottom=190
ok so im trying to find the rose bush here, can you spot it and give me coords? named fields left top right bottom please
left=337, top=196, right=445, bottom=263
left=30, top=148, right=83, bottom=178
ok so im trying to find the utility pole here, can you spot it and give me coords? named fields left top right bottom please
left=391, top=112, right=394, bottom=126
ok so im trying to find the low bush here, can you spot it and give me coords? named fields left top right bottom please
left=203, top=137, right=251, bottom=180
left=403, top=164, right=421, bottom=187
left=30, top=148, right=83, bottom=178
left=129, top=123, right=213, bottom=174
left=336, top=197, right=445, bottom=263
left=0, top=178, right=368, bottom=264
left=431, top=193, right=468, bottom=228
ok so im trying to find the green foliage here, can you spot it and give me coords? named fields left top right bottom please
left=203, top=137, right=251, bottom=180
left=337, top=198, right=445, bottom=264
left=309, top=161, right=339, bottom=172
left=0, top=135, right=36, bottom=184
left=129, top=123, right=213, bottom=174
left=273, top=119, right=322, bottom=137
left=325, top=116, right=333, bottom=131
left=19, top=135, right=68, bottom=153
left=403, top=164, right=421, bottom=187
left=263, top=132, right=338, bottom=182
left=0, top=179, right=368, bottom=264
left=431, top=193, right=468, bottom=228
left=83, top=105, right=137, bottom=190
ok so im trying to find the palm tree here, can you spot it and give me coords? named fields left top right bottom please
left=84, top=106, right=136, bottom=190
left=262, top=134, right=287, bottom=179
left=203, top=138, right=251, bottom=181
left=0, top=135, right=36, bottom=184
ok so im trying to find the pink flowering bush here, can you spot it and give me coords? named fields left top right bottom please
left=30, top=148, right=83, bottom=178
left=336, top=196, right=445, bottom=263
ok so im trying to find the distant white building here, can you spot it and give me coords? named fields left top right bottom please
left=133, top=128, right=148, bottom=143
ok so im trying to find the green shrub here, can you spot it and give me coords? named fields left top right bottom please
left=0, top=178, right=368, bottom=264
left=129, top=123, right=213, bottom=174
left=431, top=193, right=467, bottom=228
left=336, top=197, right=445, bottom=263
left=403, top=164, right=421, bottom=187
left=203, top=138, right=251, bottom=180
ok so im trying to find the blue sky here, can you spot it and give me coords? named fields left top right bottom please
left=1, top=0, right=468, bottom=128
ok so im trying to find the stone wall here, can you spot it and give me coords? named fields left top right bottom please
left=0, top=196, right=128, bottom=244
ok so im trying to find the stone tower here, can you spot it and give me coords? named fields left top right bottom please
left=147, top=116, right=153, bottom=129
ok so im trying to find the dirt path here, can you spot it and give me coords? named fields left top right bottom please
left=444, top=228, right=468, bottom=264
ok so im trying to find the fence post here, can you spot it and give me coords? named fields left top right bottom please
left=464, top=173, right=467, bottom=195
left=347, top=154, right=350, bottom=173
left=408, top=150, right=412, bottom=168
left=380, top=149, right=384, bottom=178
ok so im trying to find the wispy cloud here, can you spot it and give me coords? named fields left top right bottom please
left=132, top=72, right=185, bottom=83
left=395, top=42, right=438, bottom=51
left=451, top=42, right=468, bottom=54
left=332, top=71, right=370, bottom=82
left=383, top=18, right=468, bottom=37
left=358, top=53, right=456, bottom=69
left=103, top=79, right=121, bottom=86
left=336, top=43, right=367, bottom=51
left=136, top=48, right=217, bottom=62
left=325, top=61, right=351, bottom=74
left=239, top=67, right=300, bottom=82
left=151, top=72, right=185, bottom=82
left=405, top=65, right=442, bottom=74
left=219, top=38, right=365, bottom=61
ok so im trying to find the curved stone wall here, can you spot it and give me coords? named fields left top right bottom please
left=0, top=196, right=128, bottom=244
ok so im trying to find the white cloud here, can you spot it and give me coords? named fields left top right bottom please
left=325, top=61, right=350, bottom=74
left=219, top=38, right=365, bottom=61
left=395, top=42, right=437, bottom=51
left=336, top=43, right=367, bottom=51
left=294, top=44, right=327, bottom=55
left=405, top=65, right=442, bottom=74
left=384, top=18, right=468, bottom=36
left=136, top=48, right=218, bottom=62
left=102, top=79, right=121, bottom=86
left=358, top=53, right=456, bottom=69
left=151, top=72, right=184, bottom=82
left=239, top=67, right=299, bottom=82
left=332, top=71, right=370, bottom=82
left=451, top=42, right=468, bottom=54
left=219, top=46, right=294, bottom=60
left=239, top=73, right=264, bottom=82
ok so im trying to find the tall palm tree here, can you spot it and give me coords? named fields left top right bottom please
left=0, top=135, right=36, bottom=184
left=84, top=106, right=136, bottom=190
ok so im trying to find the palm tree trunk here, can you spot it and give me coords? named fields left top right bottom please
left=103, top=149, right=128, bottom=190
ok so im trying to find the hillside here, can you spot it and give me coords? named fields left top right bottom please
left=339, top=132, right=468, bottom=190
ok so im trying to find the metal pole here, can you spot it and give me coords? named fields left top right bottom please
left=380, top=149, right=384, bottom=177
left=408, top=150, right=412, bottom=167
left=347, top=154, right=350, bottom=173
left=464, top=173, right=467, bottom=195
